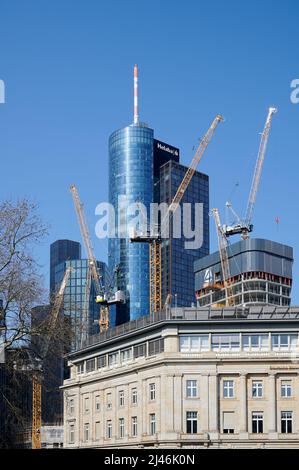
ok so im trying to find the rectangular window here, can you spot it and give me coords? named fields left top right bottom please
left=149, top=413, right=156, bottom=435
left=121, top=348, right=132, bottom=363
left=252, top=381, right=263, bottom=398
left=69, top=398, right=75, bottom=414
left=69, top=424, right=75, bottom=444
left=131, top=416, right=138, bottom=437
left=281, top=381, right=292, bottom=398
left=86, top=358, right=95, bottom=373
left=281, top=411, right=293, bottom=433
left=148, top=338, right=164, bottom=356
left=242, top=334, right=269, bottom=351
left=271, top=333, right=298, bottom=351
left=179, top=335, right=209, bottom=352
left=133, top=343, right=146, bottom=358
left=106, top=420, right=112, bottom=439
left=95, top=421, right=100, bottom=441
left=252, top=412, right=263, bottom=433
left=97, top=355, right=106, bottom=369
left=95, top=395, right=100, bottom=412
left=223, top=411, right=235, bottom=434
left=84, top=423, right=89, bottom=442
left=186, top=380, right=197, bottom=398
left=106, top=393, right=112, bottom=410
left=108, top=352, right=119, bottom=366
left=212, top=334, right=240, bottom=351
left=223, top=380, right=234, bottom=398
left=149, top=383, right=156, bottom=401
left=131, top=388, right=138, bottom=405
left=119, top=390, right=125, bottom=407
left=186, top=411, right=198, bottom=434
left=77, top=362, right=84, bottom=374
left=119, top=418, right=125, bottom=438
left=84, top=397, right=90, bottom=412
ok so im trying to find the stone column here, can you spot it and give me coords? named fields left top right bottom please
left=239, top=373, right=248, bottom=434
left=208, top=373, right=219, bottom=435
left=268, top=373, right=277, bottom=434
left=200, top=374, right=209, bottom=432
left=173, top=375, right=182, bottom=432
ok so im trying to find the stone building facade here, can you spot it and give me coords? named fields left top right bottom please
left=62, top=306, right=299, bottom=448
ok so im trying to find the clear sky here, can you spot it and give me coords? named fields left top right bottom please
left=0, top=0, right=298, bottom=302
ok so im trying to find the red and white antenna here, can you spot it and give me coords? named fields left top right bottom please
left=134, top=64, right=139, bottom=125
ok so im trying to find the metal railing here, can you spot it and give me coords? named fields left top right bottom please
left=80, top=306, right=299, bottom=350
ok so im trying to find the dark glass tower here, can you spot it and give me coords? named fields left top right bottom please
left=159, top=159, right=209, bottom=307
left=109, top=124, right=154, bottom=323
left=50, top=239, right=81, bottom=293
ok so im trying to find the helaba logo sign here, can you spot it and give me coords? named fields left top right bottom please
left=156, top=141, right=179, bottom=157
left=0, top=79, right=5, bottom=104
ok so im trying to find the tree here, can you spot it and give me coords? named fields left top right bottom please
left=0, top=198, right=74, bottom=448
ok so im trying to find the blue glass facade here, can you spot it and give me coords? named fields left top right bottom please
left=109, top=124, right=154, bottom=323
left=54, top=259, right=108, bottom=350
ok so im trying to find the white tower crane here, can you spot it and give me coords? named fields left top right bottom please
left=224, top=107, right=277, bottom=239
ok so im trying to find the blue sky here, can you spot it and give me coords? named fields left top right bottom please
left=0, top=0, right=298, bottom=302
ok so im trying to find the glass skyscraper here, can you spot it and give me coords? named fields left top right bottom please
left=53, top=259, right=108, bottom=350
left=108, top=124, right=154, bottom=323
left=159, top=159, right=209, bottom=307
left=50, top=239, right=81, bottom=294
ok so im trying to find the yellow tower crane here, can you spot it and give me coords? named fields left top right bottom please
left=32, top=266, right=73, bottom=449
left=132, top=114, right=223, bottom=315
left=70, top=184, right=109, bottom=332
left=211, top=208, right=234, bottom=307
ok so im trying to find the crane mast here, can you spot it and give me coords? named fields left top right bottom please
left=131, top=114, right=223, bottom=315
left=223, top=107, right=277, bottom=239
left=32, top=266, right=72, bottom=449
left=211, top=208, right=234, bottom=306
left=70, top=184, right=109, bottom=331
left=244, top=107, right=277, bottom=231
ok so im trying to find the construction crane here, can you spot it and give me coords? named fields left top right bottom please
left=223, top=107, right=277, bottom=239
left=70, top=184, right=109, bottom=332
left=211, top=208, right=234, bottom=306
left=70, top=185, right=125, bottom=333
left=131, top=114, right=223, bottom=315
left=32, top=266, right=72, bottom=449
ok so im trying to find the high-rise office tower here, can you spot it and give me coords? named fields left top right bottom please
left=53, top=259, right=108, bottom=350
left=159, top=159, right=209, bottom=307
left=50, top=240, right=81, bottom=294
left=108, top=65, right=209, bottom=324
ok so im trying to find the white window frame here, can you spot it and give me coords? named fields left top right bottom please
left=83, top=423, right=89, bottom=442
left=131, top=388, right=138, bottom=405
left=281, top=381, right=292, bottom=398
left=186, top=411, right=198, bottom=434
left=119, top=390, right=125, bottom=407
left=149, top=383, right=156, bottom=401
left=179, top=335, right=209, bottom=353
left=119, top=418, right=125, bottom=438
left=223, top=380, right=234, bottom=398
left=252, top=380, right=263, bottom=398
left=186, top=380, right=198, bottom=398
left=149, top=413, right=156, bottom=435
left=252, top=412, right=264, bottom=434
left=281, top=411, right=293, bottom=434
left=95, top=395, right=100, bottom=412
left=131, top=416, right=138, bottom=437
left=69, top=424, right=75, bottom=444
left=106, top=420, right=112, bottom=439
left=242, top=334, right=269, bottom=351
left=106, top=393, right=112, bottom=410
